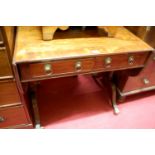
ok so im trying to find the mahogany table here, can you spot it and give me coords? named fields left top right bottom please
left=13, top=26, right=153, bottom=128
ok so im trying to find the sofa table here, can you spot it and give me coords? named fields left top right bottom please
left=13, top=26, right=153, bottom=128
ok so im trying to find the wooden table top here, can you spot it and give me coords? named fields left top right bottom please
left=13, top=26, right=153, bottom=63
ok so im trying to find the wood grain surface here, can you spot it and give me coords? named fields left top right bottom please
left=0, top=48, right=13, bottom=77
left=0, top=105, right=29, bottom=128
left=13, top=26, right=153, bottom=63
left=0, top=80, right=21, bottom=107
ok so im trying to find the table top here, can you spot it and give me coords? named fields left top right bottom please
left=13, top=26, right=153, bottom=64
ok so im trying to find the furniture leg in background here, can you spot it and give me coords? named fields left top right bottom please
left=29, top=82, right=42, bottom=129
left=92, top=72, right=120, bottom=114
left=110, top=80, right=120, bottom=114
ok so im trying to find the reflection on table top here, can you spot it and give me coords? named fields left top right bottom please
left=13, top=26, right=153, bottom=63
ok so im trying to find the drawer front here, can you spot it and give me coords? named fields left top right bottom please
left=52, top=58, right=95, bottom=74
left=95, top=52, right=149, bottom=71
left=19, top=52, right=149, bottom=81
left=0, top=106, right=29, bottom=128
left=0, top=47, right=12, bottom=77
left=0, top=80, right=21, bottom=107
left=20, top=58, right=95, bottom=80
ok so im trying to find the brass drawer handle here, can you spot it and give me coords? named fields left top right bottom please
left=128, top=55, right=134, bottom=65
left=75, top=61, right=82, bottom=70
left=104, top=57, right=112, bottom=67
left=143, top=78, right=150, bottom=85
left=44, top=63, right=52, bottom=74
left=0, top=116, right=5, bottom=123
left=0, top=46, right=6, bottom=51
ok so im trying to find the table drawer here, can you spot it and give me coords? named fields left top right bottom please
left=20, top=58, right=95, bottom=80
left=0, top=106, right=29, bottom=128
left=19, top=52, right=149, bottom=81
left=0, top=47, right=12, bottom=77
left=0, top=80, right=21, bottom=107
left=95, top=52, right=149, bottom=71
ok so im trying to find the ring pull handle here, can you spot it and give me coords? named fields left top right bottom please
left=75, top=61, right=82, bottom=71
left=44, top=63, right=52, bottom=74
left=143, top=78, right=150, bottom=85
left=104, top=57, right=112, bottom=67
left=128, top=55, right=134, bottom=65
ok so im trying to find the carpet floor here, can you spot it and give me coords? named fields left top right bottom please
left=36, top=75, right=155, bottom=128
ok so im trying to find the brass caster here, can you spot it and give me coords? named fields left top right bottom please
left=35, top=124, right=44, bottom=129
left=113, top=105, right=120, bottom=115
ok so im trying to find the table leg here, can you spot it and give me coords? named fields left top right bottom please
left=111, top=82, right=120, bottom=114
left=30, top=83, right=42, bottom=129
left=109, top=72, right=120, bottom=114
left=92, top=72, right=120, bottom=114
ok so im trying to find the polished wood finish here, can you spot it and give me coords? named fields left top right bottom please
left=0, top=26, right=15, bottom=77
left=3, top=26, right=15, bottom=56
left=19, top=58, right=95, bottom=81
left=0, top=26, right=33, bottom=129
left=0, top=80, right=21, bottom=107
left=0, top=47, right=13, bottom=77
left=42, top=26, right=69, bottom=40
left=15, top=26, right=151, bottom=82
left=41, top=26, right=118, bottom=40
left=125, top=26, right=150, bottom=40
left=95, top=52, right=149, bottom=70
left=0, top=105, right=30, bottom=128
left=13, top=26, right=152, bottom=63
left=13, top=26, right=154, bottom=127
left=42, top=26, right=129, bottom=41
left=18, top=52, right=149, bottom=82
